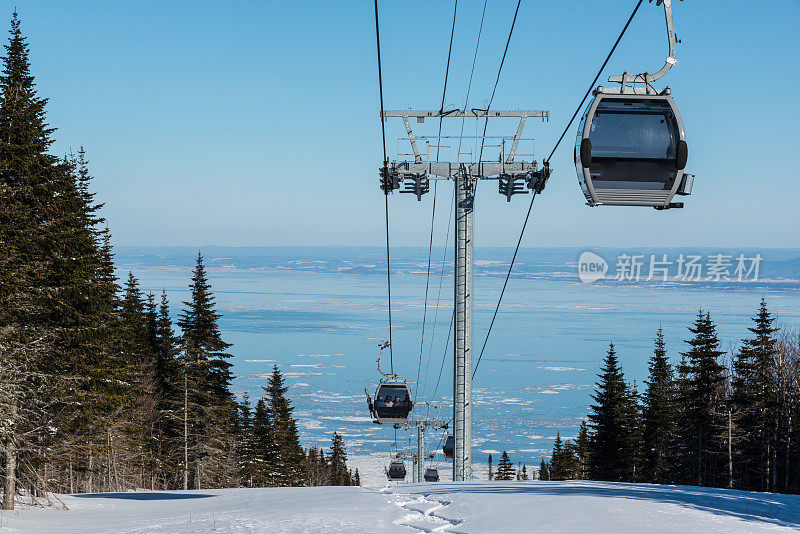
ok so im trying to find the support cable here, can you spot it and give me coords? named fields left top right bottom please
left=473, top=190, right=536, bottom=378
left=424, top=0, right=486, bottom=401
left=417, top=0, right=458, bottom=393
left=476, top=0, right=522, bottom=166
left=473, top=0, right=646, bottom=379
left=545, top=0, right=644, bottom=163
left=374, top=0, right=394, bottom=372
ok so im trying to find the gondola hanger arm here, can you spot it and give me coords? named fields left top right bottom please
left=607, top=0, right=680, bottom=90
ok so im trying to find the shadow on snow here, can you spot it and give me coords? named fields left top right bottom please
left=409, top=481, right=800, bottom=530
left=73, top=492, right=214, bottom=501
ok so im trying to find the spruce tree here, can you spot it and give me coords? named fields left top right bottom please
left=587, top=343, right=636, bottom=481
left=496, top=451, right=515, bottom=481
left=250, top=398, right=274, bottom=486
left=177, top=253, right=235, bottom=488
left=488, top=453, right=493, bottom=480
left=263, top=366, right=306, bottom=486
left=574, top=422, right=590, bottom=480
left=539, top=458, right=549, bottom=481
left=329, top=432, right=349, bottom=486
left=732, top=299, right=779, bottom=491
left=0, top=12, right=105, bottom=505
left=676, top=311, right=727, bottom=487
left=641, top=328, right=676, bottom=484
left=550, top=433, right=566, bottom=480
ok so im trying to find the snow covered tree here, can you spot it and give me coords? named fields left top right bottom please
left=487, top=453, right=493, bottom=481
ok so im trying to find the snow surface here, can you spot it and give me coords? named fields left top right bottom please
left=2, top=481, right=799, bottom=533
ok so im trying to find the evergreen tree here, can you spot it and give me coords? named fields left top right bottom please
left=550, top=433, right=567, bottom=480
left=488, top=453, right=493, bottom=481
left=496, top=451, right=515, bottom=481
left=177, top=253, right=236, bottom=489
left=0, top=12, right=81, bottom=507
left=328, top=432, right=349, bottom=486
left=263, top=365, right=306, bottom=486
left=732, top=299, right=779, bottom=491
left=539, top=458, right=549, bottom=481
left=250, top=398, right=275, bottom=486
left=521, top=464, right=528, bottom=480
left=588, top=343, right=636, bottom=481
left=675, top=311, right=727, bottom=487
left=237, top=392, right=254, bottom=487
left=627, top=380, right=644, bottom=481
left=574, top=421, right=590, bottom=480
left=641, top=328, right=676, bottom=484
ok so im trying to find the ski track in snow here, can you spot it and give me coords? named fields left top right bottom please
left=390, top=490, right=464, bottom=533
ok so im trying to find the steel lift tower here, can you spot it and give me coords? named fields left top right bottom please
left=380, top=109, right=550, bottom=481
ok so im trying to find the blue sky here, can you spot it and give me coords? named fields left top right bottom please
left=10, top=0, right=800, bottom=247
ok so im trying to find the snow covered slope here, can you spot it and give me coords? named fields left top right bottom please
left=2, top=481, right=799, bottom=533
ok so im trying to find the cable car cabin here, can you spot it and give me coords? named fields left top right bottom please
left=575, top=93, right=689, bottom=209
left=424, top=467, right=440, bottom=482
left=443, top=435, right=454, bottom=462
left=387, top=461, right=407, bottom=481
left=372, top=382, right=413, bottom=424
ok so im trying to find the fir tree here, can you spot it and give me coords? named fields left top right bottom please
left=521, top=464, right=528, bottom=480
left=496, top=451, right=515, bottom=481
left=328, top=432, right=349, bottom=486
left=588, top=343, right=636, bottom=481
left=177, top=253, right=236, bottom=489
left=263, top=365, right=306, bottom=486
left=676, top=311, right=727, bottom=487
left=488, top=453, right=493, bottom=481
left=732, top=299, right=779, bottom=491
left=250, top=398, right=275, bottom=486
left=539, top=458, right=549, bottom=481
left=574, top=421, right=590, bottom=480
left=0, top=12, right=76, bottom=507
left=550, top=433, right=566, bottom=480
left=641, top=328, right=676, bottom=484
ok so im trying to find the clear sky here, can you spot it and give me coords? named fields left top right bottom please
left=9, top=0, right=800, bottom=248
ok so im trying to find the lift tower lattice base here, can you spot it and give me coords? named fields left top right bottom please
left=379, top=109, right=550, bottom=481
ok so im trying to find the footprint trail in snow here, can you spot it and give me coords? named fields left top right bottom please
left=390, top=491, right=465, bottom=533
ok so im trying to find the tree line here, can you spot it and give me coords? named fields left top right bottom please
left=0, top=14, right=356, bottom=510
left=538, top=301, right=800, bottom=493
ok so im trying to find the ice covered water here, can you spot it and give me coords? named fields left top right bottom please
left=117, top=246, right=800, bottom=470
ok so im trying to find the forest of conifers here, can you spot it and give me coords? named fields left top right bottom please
left=534, top=304, right=800, bottom=494
left=0, top=14, right=357, bottom=511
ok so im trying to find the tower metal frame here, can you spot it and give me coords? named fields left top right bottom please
left=379, top=109, right=550, bottom=481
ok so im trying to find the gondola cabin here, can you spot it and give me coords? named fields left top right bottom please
left=373, top=381, right=413, bottom=424
left=387, top=461, right=407, bottom=481
left=424, top=467, right=440, bottom=482
left=443, top=435, right=454, bottom=462
left=575, top=92, right=691, bottom=209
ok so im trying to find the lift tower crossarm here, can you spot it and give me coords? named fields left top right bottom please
left=381, top=110, right=549, bottom=119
